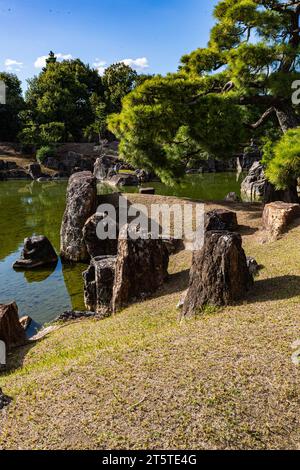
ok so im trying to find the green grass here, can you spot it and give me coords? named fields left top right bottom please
left=1, top=202, right=300, bottom=450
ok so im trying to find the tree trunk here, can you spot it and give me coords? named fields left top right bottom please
left=276, top=103, right=300, bottom=133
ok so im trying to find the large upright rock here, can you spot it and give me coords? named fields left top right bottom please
left=83, top=256, right=117, bottom=318
left=13, top=235, right=58, bottom=269
left=112, top=227, right=169, bottom=312
left=182, top=231, right=253, bottom=317
left=241, top=162, right=266, bottom=202
left=0, top=303, right=27, bottom=351
left=260, top=201, right=300, bottom=242
left=60, top=171, right=97, bottom=262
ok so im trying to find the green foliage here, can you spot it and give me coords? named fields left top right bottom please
left=25, top=54, right=104, bottom=141
left=110, top=0, right=300, bottom=184
left=108, top=75, right=246, bottom=183
left=264, top=129, right=300, bottom=190
left=36, top=145, right=56, bottom=164
left=0, top=72, right=24, bottom=141
left=102, top=63, right=138, bottom=114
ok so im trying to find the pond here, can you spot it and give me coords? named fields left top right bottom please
left=0, top=172, right=244, bottom=325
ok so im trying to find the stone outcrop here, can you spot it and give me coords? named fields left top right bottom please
left=181, top=231, right=253, bottom=317
left=55, top=310, right=96, bottom=322
left=260, top=201, right=300, bottom=242
left=13, top=235, right=58, bottom=269
left=112, top=226, right=169, bottom=312
left=19, top=315, right=32, bottom=331
left=224, top=192, right=240, bottom=202
left=82, top=213, right=119, bottom=258
left=94, top=156, right=117, bottom=181
left=241, top=162, right=299, bottom=203
left=83, top=256, right=117, bottom=317
left=0, top=302, right=27, bottom=351
left=241, top=162, right=266, bottom=202
left=108, top=173, right=139, bottom=187
left=205, top=209, right=238, bottom=232
left=60, top=171, right=97, bottom=262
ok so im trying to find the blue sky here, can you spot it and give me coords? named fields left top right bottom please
left=0, top=0, right=218, bottom=89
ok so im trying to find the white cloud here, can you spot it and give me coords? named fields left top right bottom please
left=34, top=53, right=73, bottom=69
left=121, top=57, right=149, bottom=70
left=4, top=58, right=23, bottom=72
left=93, top=59, right=107, bottom=76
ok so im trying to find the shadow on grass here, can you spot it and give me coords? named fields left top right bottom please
left=248, top=275, right=300, bottom=303
left=1, top=341, right=37, bottom=376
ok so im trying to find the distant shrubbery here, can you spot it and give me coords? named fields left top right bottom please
left=36, top=145, right=56, bottom=164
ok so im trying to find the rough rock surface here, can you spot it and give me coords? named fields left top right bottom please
left=19, top=316, right=32, bottom=331
left=108, top=173, right=139, bottom=187
left=241, top=162, right=299, bottom=203
left=13, top=235, right=58, bottom=269
left=182, top=231, right=253, bottom=317
left=82, top=213, right=119, bottom=258
left=83, top=256, right=117, bottom=317
left=260, top=201, right=300, bottom=242
left=0, top=302, right=27, bottom=351
left=112, top=226, right=169, bottom=312
left=60, top=171, right=97, bottom=262
left=94, top=156, right=117, bottom=181
left=55, top=310, right=96, bottom=322
left=241, top=162, right=266, bottom=202
left=205, top=209, right=238, bottom=232
left=224, top=192, right=240, bottom=202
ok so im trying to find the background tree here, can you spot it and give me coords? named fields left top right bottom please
left=109, top=0, right=300, bottom=186
left=23, top=53, right=105, bottom=143
left=0, top=72, right=24, bottom=141
left=103, top=63, right=138, bottom=114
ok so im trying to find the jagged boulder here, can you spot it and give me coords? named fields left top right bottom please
left=205, top=209, right=238, bottom=232
left=241, top=162, right=299, bottom=203
left=0, top=302, right=27, bottom=351
left=182, top=231, right=253, bottom=317
left=83, top=256, right=117, bottom=318
left=82, top=213, right=119, bottom=258
left=112, top=226, right=169, bottom=312
left=260, top=201, right=300, bottom=242
left=60, top=171, right=97, bottom=262
left=241, top=162, right=266, bottom=202
left=94, top=156, right=116, bottom=181
left=13, top=235, right=58, bottom=269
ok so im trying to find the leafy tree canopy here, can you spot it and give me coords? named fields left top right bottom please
left=109, top=0, right=300, bottom=183
left=0, top=72, right=24, bottom=141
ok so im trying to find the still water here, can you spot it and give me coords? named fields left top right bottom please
left=0, top=173, right=244, bottom=324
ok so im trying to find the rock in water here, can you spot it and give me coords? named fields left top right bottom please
left=13, top=235, right=58, bottom=269
left=0, top=302, right=27, bottom=351
left=260, top=201, right=300, bottom=242
left=112, top=226, right=169, bottom=312
left=27, top=163, right=42, bottom=179
left=82, top=213, right=119, bottom=258
left=83, top=256, right=117, bottom=318
left=60, top=171, right=97, bottom=262
left=181, top=231, right=253, bottom=317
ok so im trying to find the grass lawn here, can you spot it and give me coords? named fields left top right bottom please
left=1, top=200, right=300, bottom=450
